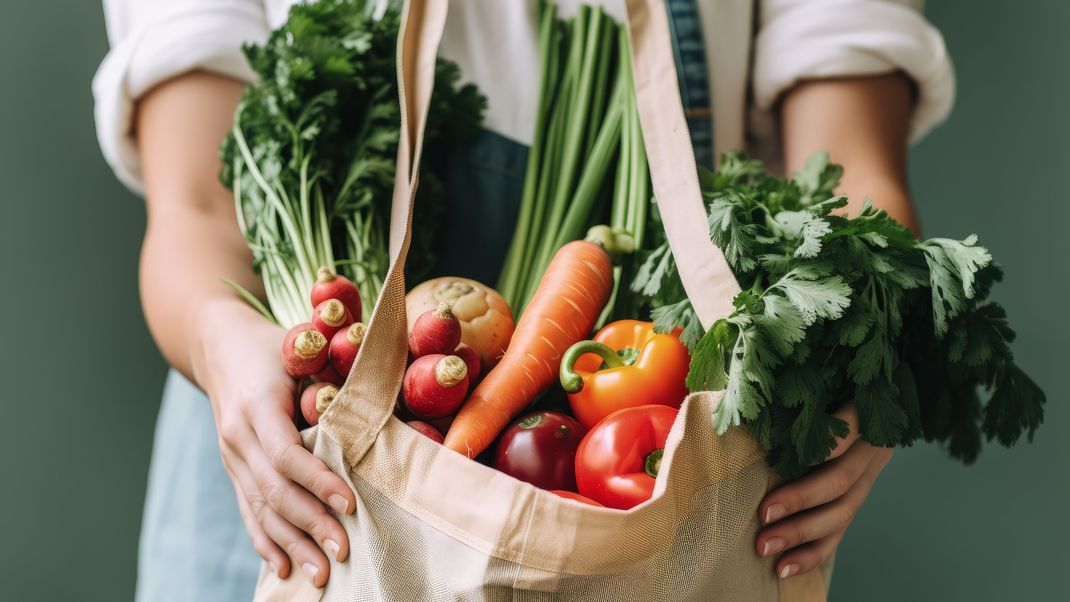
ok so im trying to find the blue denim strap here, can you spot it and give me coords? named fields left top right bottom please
left=664, top=0, right=714, bottom=167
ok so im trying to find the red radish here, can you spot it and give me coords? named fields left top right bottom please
left=429, top=414, right=455, bottom=435
left=311, top=267, right=362, bottom=320
left=409, top=302, right=462, bottom=358
left=394, top=396, right=416, bottom=421
left=330, top=322, right=367, bottom=377
left=403, top=354, right=469, bottom=419
left=300, top=383, right=339, bottom=427
left=452, top=343, right=481, bottom=385
left=282, top=323, right=329, bottom=378
left=406, top=420, right=445, bottom=444
left=314, top=364, right=345, bottom=386
left=312, top=298, right=352, bottom=339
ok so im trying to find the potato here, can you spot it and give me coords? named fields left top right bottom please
left=406, top=277, right=514, bottom=371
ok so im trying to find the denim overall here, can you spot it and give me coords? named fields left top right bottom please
left=135, top=4, right=712, bottom=600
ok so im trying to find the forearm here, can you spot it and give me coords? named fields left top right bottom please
left=136, top=71, right=264, bottom=380
left=780, top=73, right=920, bottom=234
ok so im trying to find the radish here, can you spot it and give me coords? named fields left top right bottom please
left=312, top=298, right=352, bottom=339
left=314, top=364, right=345, bottom=386
left=282, top=323, right=329, bottom=378
left=311, top=267, right=362, bottom=321
left=330, top=322, right=367, bottom=378
left=409, top=302, right=462, bottom=358
left=300, top=382, right=339, bottom=427
left=406, top=420, right=445, bottom=444
left=429, top=414, right=455, bottom=435
left=403, top=354, right=469, bottom=419
left=452, top=343, right=481, bottom=386
left=394, top=396, right=416, bottom=422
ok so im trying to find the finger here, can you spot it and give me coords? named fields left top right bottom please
left=245, top=445, right=350, bottom=564
left=232, top=477, right=290, bottom=578
left=823, top=403, right=861, bottom=462
left=230, top=454, right=333, bottom=588
left=258, top=496, right=332, bottom=588
left=758, top=448, right=888, bottom=558
left=756, top=498, right=853, bottom=559
left=759, top=439, right=873, bottom=526
left=249, top=402, right=356, bottom=517
left=217, top=421, right=294, bottom=577
left=774, top=532, right=845, bottom=579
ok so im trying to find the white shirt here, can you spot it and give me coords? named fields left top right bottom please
left=94, top=0, right=954, bottom=195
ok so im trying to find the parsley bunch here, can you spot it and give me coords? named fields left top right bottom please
left=633, top=152, right=1045, bottom=478
left=220, top=0, right=484, bottom=326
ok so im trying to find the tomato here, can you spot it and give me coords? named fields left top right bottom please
left=574, top=405, right=679, bottom=510
left=549, top=490, right=604, bottom=507
left=493, top=411, right=586, bottom=491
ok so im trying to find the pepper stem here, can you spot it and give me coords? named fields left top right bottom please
left=560, top=340, right=626, bottom=393
left=644, top=448, right=664, bottom=478
left=585, top=225, right=634, bottom=262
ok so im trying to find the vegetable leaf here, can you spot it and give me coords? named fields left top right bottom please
left=630, top=151, right=1046, bottom=477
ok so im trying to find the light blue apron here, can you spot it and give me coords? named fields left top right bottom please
left=134, top=4, right=711, bottom=599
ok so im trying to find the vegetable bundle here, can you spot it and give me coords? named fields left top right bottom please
left=497, top=4, right=650, bottom=317
left=225, top=0, right=1045, bottom=509
left=633, top=152, right=1046, bottom=477
left=221, top=0, right=484, bottom=327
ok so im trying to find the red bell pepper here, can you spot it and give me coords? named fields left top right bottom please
left=574, top=405, right=679, bottom=510
left=559, top=319, right=689, bottom=429
left=549, top=490, right=605, bottom=507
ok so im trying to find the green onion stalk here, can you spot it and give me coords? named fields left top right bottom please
left=497, top=3, right=651, bottom=321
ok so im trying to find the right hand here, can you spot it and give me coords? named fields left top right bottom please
left=191, top=299, right=356, bottom=588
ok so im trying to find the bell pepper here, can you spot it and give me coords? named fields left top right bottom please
left=574, top=405, right=679, bottom=509
left=549, top=490, right=605, bottom=507
left=559, top=319, right=690, bottom=429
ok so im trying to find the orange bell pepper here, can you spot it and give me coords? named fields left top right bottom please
left=559, top=320, right=690, bottom=429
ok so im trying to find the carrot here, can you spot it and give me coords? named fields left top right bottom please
left=444, top=233, right=619, bottom=458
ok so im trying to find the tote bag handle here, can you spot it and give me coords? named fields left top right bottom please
left=317, top=0, right=448, bottom=458
left=320, top=0, right=741, bottom=462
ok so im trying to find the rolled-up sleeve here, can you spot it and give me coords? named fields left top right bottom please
left=92, top=0, right=269, bottom=194
left=753, top=0, right=955, bottom=144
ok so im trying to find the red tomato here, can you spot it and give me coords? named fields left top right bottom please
left=574, top=405, right=678, bottom=510
left=493, top=411, right=586, bottom=491
left=550, top=490, right=604, bottom=507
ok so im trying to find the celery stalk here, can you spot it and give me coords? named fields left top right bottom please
left=497, top=4, right=559, bottom=305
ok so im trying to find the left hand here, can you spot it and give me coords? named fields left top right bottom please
left=755, top=404, right=892, bottom=579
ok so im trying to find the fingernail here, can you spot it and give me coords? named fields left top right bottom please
left=324, top=539, right=341, bottom=561
left=764, top=503, right=785, bottom=525
left=328, top=494, right=350, bottom=514
left=779, top=564, right=798, bottom=579
left=302, top=562, right=319, bottom=582
left=762, top=537, right=785, bottom=557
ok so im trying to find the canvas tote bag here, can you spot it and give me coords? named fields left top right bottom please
left=253, top=0, right=830, bottom=599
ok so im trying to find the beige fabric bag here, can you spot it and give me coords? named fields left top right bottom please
left=253, top=0, right=830, bottom=599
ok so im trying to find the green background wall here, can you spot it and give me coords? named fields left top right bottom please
left=0, top=1, right=1065, bottom=600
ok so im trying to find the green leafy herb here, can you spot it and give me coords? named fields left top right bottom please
left=220, top=0, right=484, bottom=326
left=632, top=151, right=1046, bottom=478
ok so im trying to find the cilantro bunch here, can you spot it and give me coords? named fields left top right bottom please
left=633, top=152, right=1045, bottom=478
left=220, top=0, right=484, bottom=326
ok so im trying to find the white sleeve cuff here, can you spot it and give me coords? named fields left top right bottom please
left=753, top=0, right=955, bottom=144
left=92, top=3, right=268, bottom=195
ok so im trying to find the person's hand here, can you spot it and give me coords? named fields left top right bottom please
left=191, top=299, right=356, bottom=588
left=755, top=404, right=892, bottom=579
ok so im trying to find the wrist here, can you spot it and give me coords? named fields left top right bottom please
left=189, top=296, right=278, bottom=397
left=836, top=173, right=919, bottom=235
